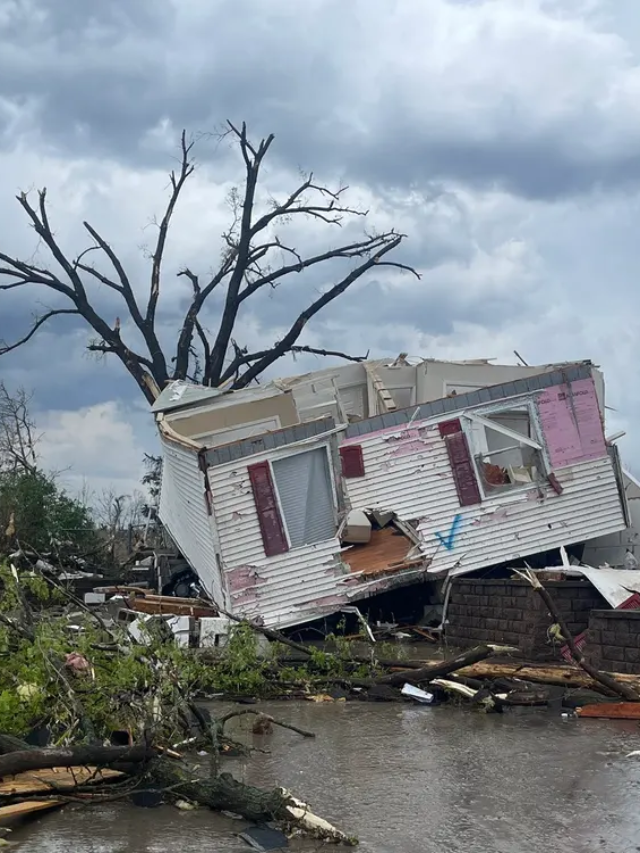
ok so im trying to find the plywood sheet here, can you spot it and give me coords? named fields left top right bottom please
left=0, top=800, right=62, bottom=825
left=344, top=527, right=420, bottom=576
left=0, top=766, right=123, bottom=796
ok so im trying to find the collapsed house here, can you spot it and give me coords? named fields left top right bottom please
left=153, top=356, right=632, bottom=629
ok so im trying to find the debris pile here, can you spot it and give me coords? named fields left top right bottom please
left=3, top=559, right=640, bottom=841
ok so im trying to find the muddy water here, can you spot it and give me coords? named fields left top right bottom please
left=11, top=702, right=640, bottom=853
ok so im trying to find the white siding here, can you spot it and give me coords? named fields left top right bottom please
left=208, top=439, right=348, bottom=629
left=342, top=421, right=626, bottom=578
left=158, top=433, right=228, bottom=607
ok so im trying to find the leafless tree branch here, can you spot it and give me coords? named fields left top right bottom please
left=0, top=121, right=416, bottom=404
left=0, top=309, right=79, bottom=356
left=0, top=383, right=40, bottom=474
left=147, top=130, right=195, bottom=325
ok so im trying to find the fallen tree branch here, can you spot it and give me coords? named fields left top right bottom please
left=0, top=745, right=153, bottom=779
left=376, top=644, right=519, bottom=687
left=217, top=710, right=315, bottom=739
left=147, top=757, right=356, bottom=845
left=514, top=568, right=640, bottom=702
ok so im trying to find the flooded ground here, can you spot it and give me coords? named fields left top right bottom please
left=10, top=700, right=640, bottom=853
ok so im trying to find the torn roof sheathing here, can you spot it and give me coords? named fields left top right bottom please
left=152, top=380, right=228, bottom=414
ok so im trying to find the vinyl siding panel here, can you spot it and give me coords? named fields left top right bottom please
left=158, top=434, right=228, bottom=607
left=342, top=421, right=626, bottom=578
left=208, top=438, right=348, bottom=628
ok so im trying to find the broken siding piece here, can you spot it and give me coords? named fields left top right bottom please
left=247, top=462, right=289, bottom=557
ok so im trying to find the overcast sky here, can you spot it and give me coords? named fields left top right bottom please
left=2, top=0, right=640, bottom=499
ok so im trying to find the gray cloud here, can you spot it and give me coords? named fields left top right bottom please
left=2, top=1, right=640, bottom=199
left=4, top=0, right=640, bottom=491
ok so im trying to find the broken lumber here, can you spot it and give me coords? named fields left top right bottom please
left=0, top=800, right=63, bottom=825
left=576, top=703, right=640, bottom=720
left=0, top=767, right=123, bottom=797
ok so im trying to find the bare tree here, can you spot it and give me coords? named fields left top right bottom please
left=0, top=383, right=39, bottom=474
left=0, top=122, right=419, bottom=404
left=94, top=488, right=146, bottom=533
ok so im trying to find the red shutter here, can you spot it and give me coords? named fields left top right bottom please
left=340, top=445, right=365, bottom=478
left=442, top=431, right=482, bottom=507
left=438, top=419, right=462, bottom=437
left=247, top=462, right=289, bottom=557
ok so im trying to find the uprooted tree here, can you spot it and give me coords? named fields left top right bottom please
left=0, top=122, right=419, bottom=404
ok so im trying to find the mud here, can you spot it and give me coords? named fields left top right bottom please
left=10, top=701, right=640, bottom=852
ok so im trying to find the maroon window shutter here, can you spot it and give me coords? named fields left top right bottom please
left=247, top=462, right=289, bottom=557
left=442, top=430, right=482, bottom=507
left=340, top=445, right=365, bottom=478
left=438, top=419, right=462, bottom=438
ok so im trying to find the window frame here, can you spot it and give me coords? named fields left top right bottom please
left=268, top=443, right=339, bottom=551
left=461, top=399, right=549, bottom=500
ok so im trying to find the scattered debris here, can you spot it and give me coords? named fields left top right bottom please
left=401, top=684, right=434, bottom=704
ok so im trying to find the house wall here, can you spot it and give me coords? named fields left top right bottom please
left=157, top=432, right=228, bottom=608
left=341, top=377, right=625, bottom=579
left=206, top=436, right=350, bottom=628
left=445, top=578, right=606, bottom=659
left=167, top=393, right=298, bottom=441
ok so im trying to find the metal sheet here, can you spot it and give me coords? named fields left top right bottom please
left=559, top=566, right=640, bottom=609
left=152, top=380, right=227, bottom=413
left=158, top=433, right=228, bottom=608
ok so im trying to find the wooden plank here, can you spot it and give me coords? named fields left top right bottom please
left=129, top=598, right=216, bottom=618
left=0, top=766, right=123, bottom=796
left=576, top=702, right=640, bottom=720
left=0, top=800, right=63, bottom=825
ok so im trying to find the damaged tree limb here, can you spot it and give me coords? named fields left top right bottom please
left=0, top=122, right=417, bottom=402
left=514, top=569, right=640, bottom=702
left=376, top=644, right=519, bottom=687
left=0, top=745, right=153, bottom=778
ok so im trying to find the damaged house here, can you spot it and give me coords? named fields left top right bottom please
left=153, top=357, right=631, bottom=629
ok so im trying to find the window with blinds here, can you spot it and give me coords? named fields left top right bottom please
left=271, top=448, right=336, bottom=548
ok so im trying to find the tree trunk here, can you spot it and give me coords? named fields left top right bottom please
left=376, top=644, right=505, bottom=687
left=0, top=745, right=152, bottom=779
left=456, top=661, right=640, bottom=693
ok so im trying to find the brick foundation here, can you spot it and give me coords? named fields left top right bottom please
left=445, top=578, right=607, bottom=660
left=585, top=610, right=640, bottom=674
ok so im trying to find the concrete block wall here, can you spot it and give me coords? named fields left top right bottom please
left=586, top=610, right=640, bottom=674
left=446, top=578, right=607, bottom=660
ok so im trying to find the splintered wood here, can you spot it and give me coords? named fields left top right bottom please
left=0, top=766, right=125, bottom=826
left=0, top=766, right=123, bottom=796
left=0, top=800, right=63, bottom=824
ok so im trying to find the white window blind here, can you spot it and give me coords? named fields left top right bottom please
left=272, top=449, right=336, bottom=548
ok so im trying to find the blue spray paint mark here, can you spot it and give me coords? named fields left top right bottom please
left=435, top=513, right=462, bottom=551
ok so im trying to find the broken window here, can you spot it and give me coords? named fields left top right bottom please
left=466, top=407, right=544, bottom=495
left=271, top=448, right=336, bottom=548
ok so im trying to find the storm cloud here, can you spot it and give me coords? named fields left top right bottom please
left=1, top=0, right=640, bottom=495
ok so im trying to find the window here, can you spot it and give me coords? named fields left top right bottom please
left=465, top=407, right=544, bottom=495
left=271, top=448, right=336, bottom=549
